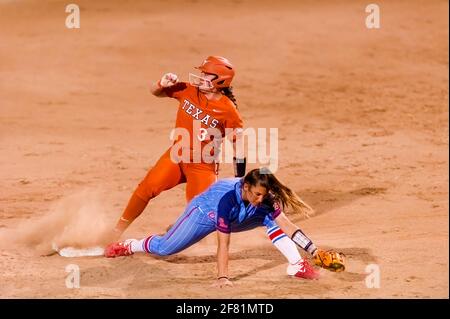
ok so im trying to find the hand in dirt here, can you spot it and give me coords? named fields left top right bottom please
left=212, top=278, right=233, bottom=288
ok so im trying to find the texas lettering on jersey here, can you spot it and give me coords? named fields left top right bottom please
left=181, top=99, right=219, bottom=128
left=164, top=82, right=243, bottom=164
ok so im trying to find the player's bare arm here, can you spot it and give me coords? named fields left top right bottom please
left=275, top=212, right=345, bottom=271
left=274, top=212, right=318, bottom=257
left=214, top=231, right=233, bottom=288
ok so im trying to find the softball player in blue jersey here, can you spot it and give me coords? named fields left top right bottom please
left=105, top=168, right=326, bottom=285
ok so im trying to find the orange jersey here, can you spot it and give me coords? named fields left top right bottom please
left=163, top=82, right=243, bottom=162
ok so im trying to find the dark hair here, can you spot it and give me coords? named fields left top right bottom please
left=243, top=168, right=313, bottom=218
left=221, top=86, right=238, bottom=109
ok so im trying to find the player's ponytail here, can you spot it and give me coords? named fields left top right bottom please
left=243, top=168, right=313, bottom=219
left=221, top=87, right=238, bottom=109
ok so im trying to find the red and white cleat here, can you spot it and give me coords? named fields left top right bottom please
left=104, top=239, right=135, bottom=258
left=287, top=259, right=320, bottom=280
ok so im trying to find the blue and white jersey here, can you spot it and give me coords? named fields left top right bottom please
left=143, top=178, right=287, bottom=256
left=190, top=178, right=281, bottom=233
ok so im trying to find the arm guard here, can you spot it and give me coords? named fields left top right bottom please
left=291, top=229, right=317, bottom=255
left=233, top=157, right=246, bottom=177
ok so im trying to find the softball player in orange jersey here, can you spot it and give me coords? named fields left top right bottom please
left=112, top=57, right=307, bottom=276
left=114, top=56, right=245, bottom=234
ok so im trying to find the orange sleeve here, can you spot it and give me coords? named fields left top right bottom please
left=163, top=82, right=188, bottom=100
left=223, top=105, right=243, bottom=130
left=222, top=105, right=243, bottom=143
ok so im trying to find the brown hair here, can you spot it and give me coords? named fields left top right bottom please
left=220, top=86, right=238, bottom=109
left=243, top=168, right=314, bottom=218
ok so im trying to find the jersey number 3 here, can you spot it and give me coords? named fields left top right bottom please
left=197, top=128, right=208, bottom=141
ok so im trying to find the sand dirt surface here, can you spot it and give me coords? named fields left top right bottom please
left=0, top=0, right=448, bottom=298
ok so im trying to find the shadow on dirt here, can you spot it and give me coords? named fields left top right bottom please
left=290, top=186, right=387, bottom=222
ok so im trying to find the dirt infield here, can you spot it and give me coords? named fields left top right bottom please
left=0, top=0, right=448, bottom=298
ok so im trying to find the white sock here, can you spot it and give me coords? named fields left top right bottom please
left=274, top=236, right=303, bottom=264
left=267, top=226, right=302, bottom=265
left=129, top=238, right=145, bottom=253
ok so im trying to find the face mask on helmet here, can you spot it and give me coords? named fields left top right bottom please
left=189, top=73, right=214, bottom=91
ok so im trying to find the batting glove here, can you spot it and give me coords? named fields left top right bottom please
left=158, top=73, right=178, bottom=88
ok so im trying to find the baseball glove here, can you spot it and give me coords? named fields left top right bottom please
left=313, top=249, right=346, bottom=272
